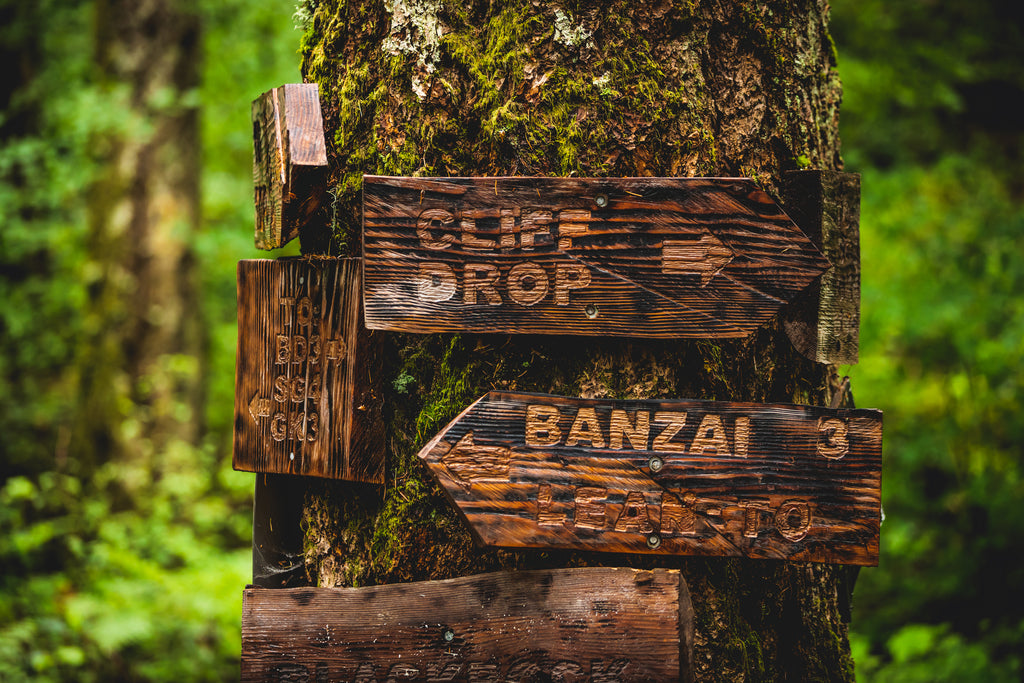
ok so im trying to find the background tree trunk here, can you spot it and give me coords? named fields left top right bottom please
left=293, top=1, right=854, bottom=679
left=73, top=0, right=204, bottom=480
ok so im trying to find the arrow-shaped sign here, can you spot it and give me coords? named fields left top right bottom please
left=362, top=176, right=830, bottom=338
left=248, top=393, right=273, bottom=423
left=419, top=391, right=882, bottom=566
left=441, top=432, right=511, bottom=487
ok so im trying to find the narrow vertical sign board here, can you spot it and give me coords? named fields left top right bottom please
left=362, top=176, right=830, bottom=339
left=419, top=391, right=882, bottom=566
left=234, top=258, right=383, bottom=483
left=242, top=567, right=692, bottom=682
left=252, top=83, right=327, bottom=250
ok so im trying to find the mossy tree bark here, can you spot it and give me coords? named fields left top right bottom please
left=295, top=1, right=854, bottom=679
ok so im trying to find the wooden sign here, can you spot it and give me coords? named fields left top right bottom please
left=233, top=258, right=383, bottom=483
left=252, top=83, right=327, bottom=250
left=362, top=176, right=830, bottom=338
left=419, top=391, right=882, bottom=565
left=242, top=567, right=693, bottom=682
left=783, top=170, right=861, bottom=365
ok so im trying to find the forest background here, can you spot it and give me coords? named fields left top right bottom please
left=0, top=0, right=1021, bottom=680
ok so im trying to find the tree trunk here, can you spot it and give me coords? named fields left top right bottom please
left=293, top=1, right=853, bottom=679
left=73, top=0, right=204, bottom=480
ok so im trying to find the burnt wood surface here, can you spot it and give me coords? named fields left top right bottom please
left=783, top=170, right=861, bottom=365
left=419, top=391, right=881, bottom=566
left=242, top=567, right=692, bottom=683
left=252, top=83, right=327, bottom=250
left=363, top=176, right=830, bottom=339
left=234, top=258, right=384, bottom=483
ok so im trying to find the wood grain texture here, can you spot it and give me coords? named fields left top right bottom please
left=252, top=83, right=328, bottom=250
left=242, top=567, right=691, bottom=682
left=419, top=391, right=882, bottom=566
left=782, top=170, right=861, bottom=365
left=233, top=258, right=384, bottom=483
left=362, top=176, right=830, bottom=339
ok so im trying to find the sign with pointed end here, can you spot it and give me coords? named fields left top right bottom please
left=242, top=567, right=693, bottom=682
left=233, top=258, right=384, bottom=483
left=418, top=391, right=882, bottom=566
left=362, top=176, right=830, bottom=338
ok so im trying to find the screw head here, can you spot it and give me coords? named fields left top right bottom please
left=647, top=534, right=662, bottom=550
left=585, top=304, right=599, bottom=319
left=595, top=194, right=609, bottom=208
left=443, top=629, right=455, bottom=642
left=648, top=456, right=664, bottom=473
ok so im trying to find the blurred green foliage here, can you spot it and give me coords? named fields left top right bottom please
left=833, top=0, right=1024, bottom=680
left=0, top=0, right=298, bottom=680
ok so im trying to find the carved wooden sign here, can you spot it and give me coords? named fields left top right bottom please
left=362, top=176, right=830, bottom=338
left=233, top=258, right=383, bottom=483
left=419, top=391, right=882, bottom=566
left=252, top=83, right=327, bottom=250
left=242, top=567, right=693, bottom=682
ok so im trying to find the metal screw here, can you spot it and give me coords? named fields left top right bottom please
left=299, top=276, right=305, bottom=284
left=648, top=456, right=664, bottom=473
left=289, top=452, right=295, bottom=461
left=443, top=629, right=455, bottom=642
left=595, top=194, right=609, bottom=208
left=585, top=304, right=599, bottom=319
left=647, top=534, right=662, bottom=549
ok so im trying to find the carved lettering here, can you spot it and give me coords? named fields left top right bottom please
left=817, top=417, right=849, bottom=459
left=739, top=501, right=772, bottom=538
left=660, top=491, right=696, bottom=535
left=417, top=208, right=457, bottom=250
left=689, top=414, right=730, bottom=457
left=553, top=263, right=591, bottom=306
left=507, top=261, right=549, bottom=306
left=652, top=412, right=688, bottom=452
left=614, top=491, right=654, bottom=533
left=417, top=262, right=457, bottom=302
left=525, top=405, right=562, bottom=447
left=566, top=407, right=605, bottom=448
left=734, top=416, right=750, bottom=457
left=537, top=484, right=567, bottom=526
left=574, top=487, right=607, bottom=529
left=775, top=500, right=811, bottom=541
left=609, top=409, right=650, bottom=450
left=463, top=263, right=502, bottom=306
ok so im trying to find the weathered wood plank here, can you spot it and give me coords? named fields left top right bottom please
left=233, top=258, right=384, bottom=483
left=419, top=391, right=882, bottom=566
left=252, top=83, right=327, bottom=250
left=242, top=567, right=691, bottom=682
left=362, top=176, right=830, bottom=339
left=783, top=170, right=861, bottom=365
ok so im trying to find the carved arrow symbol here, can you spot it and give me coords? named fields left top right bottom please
left=661, top=232, right=735, bottom=287
left=249, top=393, right=273, bottom=423
left=440, top=432, right=511, bottom=487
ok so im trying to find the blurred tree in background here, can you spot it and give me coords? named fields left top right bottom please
left=0, top=0, right=1021, bottom=680
left=833, top=0, right=1024, bottom=680
left=0, top=0, right=297, bottom=679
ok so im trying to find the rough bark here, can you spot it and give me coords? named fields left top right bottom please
left=73, top=0, right=204, bottom=477
left=292, top=1, right=854, bottom=680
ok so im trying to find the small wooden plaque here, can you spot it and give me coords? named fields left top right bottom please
left=242, top=567, right=692, bottom=682
left=362, top=176, right=830, bottom=339
left=252, top=83, right=327, bottom=250
left=419, top=391, right=882, bottom=566
left=233, top=258, right=383, bottom=483
left=783, top=170, right=861, bottom=365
